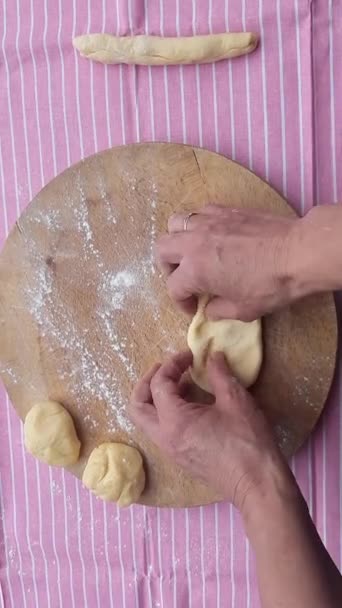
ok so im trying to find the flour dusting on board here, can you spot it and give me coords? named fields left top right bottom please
left=22, top=169, right=169, bottom=434
left=101, top=270, right=137, bottom=311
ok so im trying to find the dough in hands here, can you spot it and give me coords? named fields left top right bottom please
left=24, top=401, right=81, bottom=466
left=187, top=296, right=263, bottom=394
left=82, top=443, right=145, bottom=507
left=73, top=32, right=258, bottom=66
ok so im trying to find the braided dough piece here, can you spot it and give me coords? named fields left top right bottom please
left=73, top=32, right=258, bottom=66
left=187, top=296, right=263, bottom=394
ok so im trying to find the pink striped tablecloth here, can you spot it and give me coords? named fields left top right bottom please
left=0, top=1, right=341, bottom=607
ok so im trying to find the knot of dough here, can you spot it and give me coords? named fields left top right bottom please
left=187, top=296, right=263, bottom=394
left=24, top=401, right=81, bottom=466
left=82, top=443, right=145, bottom=507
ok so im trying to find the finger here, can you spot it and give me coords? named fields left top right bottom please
left=206, top=352, right=239, bottom=400
left=131, top=363, right=161, bottom=404
left=153, top=243, right=176, bottom=277
left=155, top=234, right=184, bottom=264
left=151, top=351, right=193, bottom=413
left=168, top=212, right=206, bottom=233
left=205, top=297, right=239, bottom=320
left=166, top=266, right=198, bottom=315
left=127, top=399, right=159, bottom=438
left=202, top=204, right=238, bottom=215
left=206, top=297, right=259, bottom=322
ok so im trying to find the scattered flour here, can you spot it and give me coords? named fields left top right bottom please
left=101, top=270, right=137, bottom=311
left=22, top=171, right=167, bottom=435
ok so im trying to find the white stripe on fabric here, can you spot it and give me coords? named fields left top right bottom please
left=43, top=0, right=58, bottom=173
left=1, top=0, right=20, bottom=219
left=127, top=0, right=140, bottom=141
left=34, top=464, right=53, bottom=608
left=171, top=509, right=177, bottom=608
left=212, top=63, right=219, bottom=152
left=225, top=2, right=236, bottom=160
left=208, top=0, right=219, bottom=153
left=322, top=420, right=327, bottom=545
left=156, top=508, right=164, bottom=608
left=4, top=395, right=26, bottom=607
left=242, top=0, right=253, bottom=170
left=328, top=0, right=337, bottom=202
left=176, top=0, right=186, bottom=143
left=200, top=507, right=206, bottom=607
left=15, top=0, right=33, bottom=199
left=230, top=505, right=235, bottom=608
left=119, top=63, right=126, bottom=143
left=185, top=510, right=192, bottom=607
left=246, top=539, right=251, bottom=608
left=294, top=0, right=305, bottom=212
left=104, top=62, right=113, bottom=147
left=144, top=0, right=156, bottom=142
left=276, top=0, right=287, bottom=197
left=0, top=140, right=9, bottom=236
left=89, top=496, right=101, bottom=607
left=29, top=0, right=44, bottom=184
left=196, top=66, right=203, bottom=148
left=129, top=508, right=140, bottom=608
left=74, top=481, right=88, bottom=605
left=116, top=507, right=127, bottom=608
left=72, top=0, right=85, bottom=157
left=0, top=477, right=13, bottom=607
left=258, top=0, right=269, bottom=180
left=115, top=0, right=125, bottom=145
left=192, top=0, right=202, bottom=149
left=58, top=0, right=71, bottom=167
left=159, top=0, right=171, bottom=142
left=48, top=469, right=63, bottom=607
left=103, top=503, right=115, bottom=608
left=102, top=1, right=112, bottom=149
left=87, top=0, right=98, bottom=152
left=214, top=505, right=221, bottom=608
left=61, top=472, right=76, bottom=608
left=144, top=506, right=154, bottom=607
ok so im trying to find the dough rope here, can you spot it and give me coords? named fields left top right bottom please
left=73, top=32, right=259, bottom=66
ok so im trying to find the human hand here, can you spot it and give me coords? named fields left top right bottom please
left=129, top=351, right=290, bottom=512
left=155, top=205, right=302, bottom=321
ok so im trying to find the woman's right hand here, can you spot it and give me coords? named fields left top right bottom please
left=155, top=205, right=308, bottom=321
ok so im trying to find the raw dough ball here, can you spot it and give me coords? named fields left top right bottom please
left=187, top=296, right=263, bottom=394
left=24, top=401, right=81, bottom=466
left=82, top=443, right=145, bottom=507
left=73, top=32, right=258, bottom=66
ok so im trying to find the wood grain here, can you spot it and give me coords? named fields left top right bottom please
left=0, top=143, right=337, bottom=507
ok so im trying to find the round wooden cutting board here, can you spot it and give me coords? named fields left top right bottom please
left=0, top=143, right=337, bottom=507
